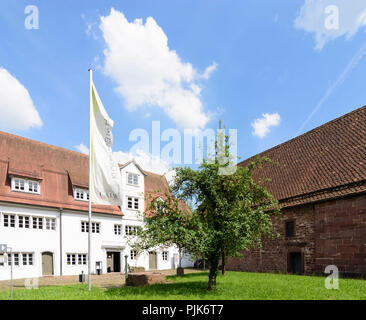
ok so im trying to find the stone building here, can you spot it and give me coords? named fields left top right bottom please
left=227, top=106, right=366, bottom=277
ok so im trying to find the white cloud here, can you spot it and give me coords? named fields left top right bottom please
left=201, top=62, right=218, bottom=80
left=75, top=143, right=89, bottom=155
left=251, top=113, right=281, bottom=139
left=0, top=67, right=42, bottom=130
left=294, top=0, right=366, bottom=50
left=99, top=8, right=216, bottom=129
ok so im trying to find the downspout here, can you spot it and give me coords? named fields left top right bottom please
left=59, top=208, right=63, bottom=276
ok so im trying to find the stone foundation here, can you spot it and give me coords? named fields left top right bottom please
left=126, top=272, right=166, bottom=286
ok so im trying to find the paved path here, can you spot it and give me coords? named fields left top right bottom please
left=0, top=268, right=202, bottom=291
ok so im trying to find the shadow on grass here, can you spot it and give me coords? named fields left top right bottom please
left=104, top=272, right=212, bottom=299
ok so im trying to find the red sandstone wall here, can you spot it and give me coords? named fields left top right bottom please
left=226, top=204, right=316, bottom=274
left=226, top=194, right=366, bottom=276
left=315, top=194, right=366, bottom=275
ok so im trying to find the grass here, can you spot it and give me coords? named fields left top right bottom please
left=0, top=271, right=365, bottom=300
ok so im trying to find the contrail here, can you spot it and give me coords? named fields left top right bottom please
left=297, top=41, right=366, bottom=135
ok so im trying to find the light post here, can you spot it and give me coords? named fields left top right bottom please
left=124, top=255, right=128, bottom=284
left=0, top=244, right=12, bottom=300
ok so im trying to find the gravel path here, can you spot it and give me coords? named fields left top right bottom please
left=0, top=268, right=202, bottom=291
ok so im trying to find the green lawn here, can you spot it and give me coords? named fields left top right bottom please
left=1, top=271, right=365, bottom=300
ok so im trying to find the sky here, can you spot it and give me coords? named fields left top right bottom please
left=1, top=0, right=366, bottom=177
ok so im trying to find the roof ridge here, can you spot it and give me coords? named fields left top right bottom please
left=0, top=130, right=88, bottom=158
left=239, top=105, right=366, bottom=165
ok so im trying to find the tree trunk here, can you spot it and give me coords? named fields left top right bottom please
left=208, top=256, right=220, bottom=290
left=221, top=248, right=226, bottom=275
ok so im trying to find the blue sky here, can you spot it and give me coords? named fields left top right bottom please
left=1, top=0, right=366, bottom=174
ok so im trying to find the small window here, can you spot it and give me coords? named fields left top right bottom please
left=130, top=250, right=137, bottom=260
left=134, top=198, right=139, bottom=210
left=24, top=216, right=30, bottom=229
left=162, top=251, right=168, bottom=261
left=92, top=222, right=100, bottom=234
left=74, top=188, right=89, bottom=202
left=81, top=221, right=89, bottom=233
left=12, top=178, right=40, bottom=194
left=4, top=214, right=16, bottom=228
left=33, top=217, right=43, bottom=230
left=46, top=218, right=56, bottom=230
left=127, top=173, right=139, bottom=185
left=14, top=253, right=19, bottom=266
left=127, top=197, right=139, bottom=210
left=28, top=253, right=33, bottom=266
left=285, top=221, right=295, bottom=237
left=114, top=224, right=121, bottom=235
left=125, top=225, right=140, bottom=236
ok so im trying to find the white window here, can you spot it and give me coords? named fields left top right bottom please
left=125, top=225, right=140, bottom=236
left=3, top=214, right=15, bottom=228
left=22, top=253, right=33, bottom=266
left=81, top=221, right=100, bottom=233
left=9, top=253, right=19, bottom=266
left=78, top=254, right=87, bottom=265
left=127, top=197, right=139, bottom=210
left=127, top=173, right=139, bottom=185
left=32, top=217, right=43, bottom=230
left=130, top=250, right=137, bottom=260
left=11, top=177, right=40, bottom=194
left=114, top=224, right=121, bottom=235
left=162, top=251, right=168, bottom=261
left=73, top=188, right=89, bottom=201
left=66, top=254, right=76, bottom=265
left=92, top=222, right=100, bottom=234
left=81, top=221, right=89, bottom=233
left=67, top=253, right=86, bottom=265
left=45, top=218, right=56, bottom=230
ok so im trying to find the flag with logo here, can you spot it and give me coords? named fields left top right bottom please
left=89, top=79, right=122, bottom=206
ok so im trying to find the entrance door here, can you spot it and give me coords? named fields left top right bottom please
left=42, top=252, right=54, bottom=276
left=113, top=252, right=121, bottom=272
left=149, top=252, right=157, bottom=270
left=107, top=252, right=121, bottom=273
left=289, top=252, right=302, bottom=275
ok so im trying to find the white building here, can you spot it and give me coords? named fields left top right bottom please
left=0, top=131, right=193, bottom=281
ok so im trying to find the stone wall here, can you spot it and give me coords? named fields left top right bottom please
left=315, top=194, right=366, bottom=276
left=226, top=193, right=366, bottom=276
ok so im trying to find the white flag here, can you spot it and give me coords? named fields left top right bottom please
left=90, top=80, right=122, bottom=206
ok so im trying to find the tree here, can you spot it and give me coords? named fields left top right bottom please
left=134, top=195, right=199, bottom=273
left=171, top=124, right=279, bottom=289
left=136, top=123, right=279, bottom=290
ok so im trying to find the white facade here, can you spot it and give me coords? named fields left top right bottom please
left=0, top=161, right=193, bottom=281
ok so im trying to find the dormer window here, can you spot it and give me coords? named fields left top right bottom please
left=73, top=188, right=89, bottom=201
left=11, top=177, right=40, bottom=194
left=127, top=173, right=139, bottom=186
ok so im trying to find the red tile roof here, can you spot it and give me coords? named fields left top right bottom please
left=0, top=131, right=122, bottom=215
left=239, top=106, right=366, bottom=208
left=0, top=130, right=179, bottom=216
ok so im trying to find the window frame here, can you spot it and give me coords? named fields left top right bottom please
left=73, top=188, right=89, bottom=202
left=127, top=172, right=139, bottom=186
left=162, top=251, right=168, bottom=261
left=127, top=196, right=139, bottom=210
left=11, top=177, right=40, bottom=195
left=285, top=220, right=296, bottom=238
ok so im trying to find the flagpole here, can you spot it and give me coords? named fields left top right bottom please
left=88, top=68, right=93, bottom=291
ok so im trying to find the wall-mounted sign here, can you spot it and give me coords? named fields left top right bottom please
left=0, top=244, right=7, bottom=254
